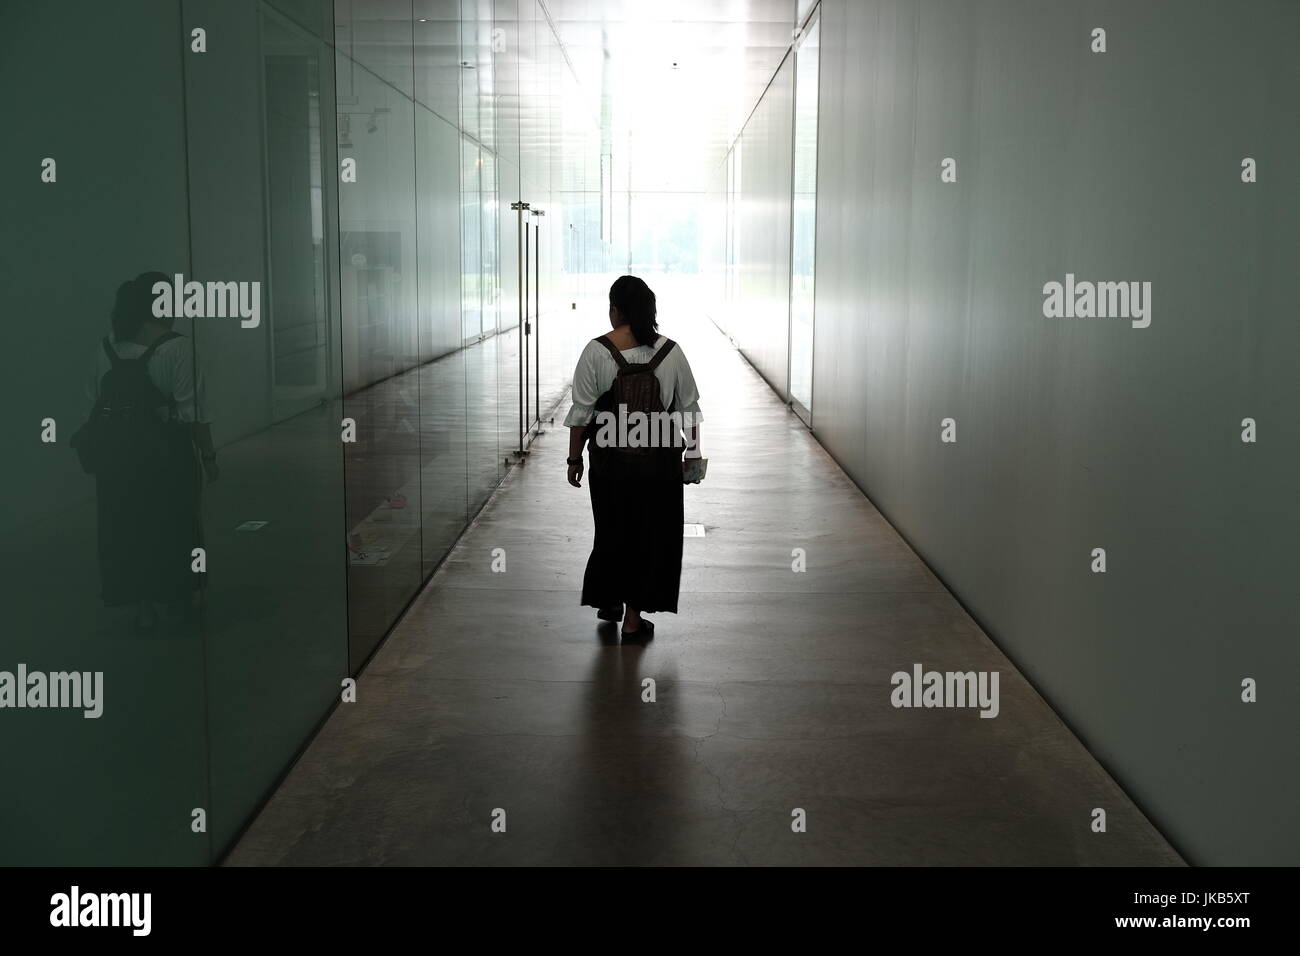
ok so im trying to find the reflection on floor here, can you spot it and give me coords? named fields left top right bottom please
left=342, top=317, right=580, bottom=669
left=226, top=315, right=1183, bottom=866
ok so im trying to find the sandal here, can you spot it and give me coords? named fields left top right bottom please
left=621, top=619, right=654, bottom=639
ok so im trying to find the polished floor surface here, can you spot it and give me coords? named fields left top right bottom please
left=226, top=314, right=1183, bottom=866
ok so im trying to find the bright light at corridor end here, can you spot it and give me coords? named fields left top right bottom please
left=546, top=0, right=797, bottom=191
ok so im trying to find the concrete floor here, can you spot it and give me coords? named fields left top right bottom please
left=226, top=317, right=1183, bottom=866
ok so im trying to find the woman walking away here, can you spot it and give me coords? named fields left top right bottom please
left=564, top=275, right=704, bottom=638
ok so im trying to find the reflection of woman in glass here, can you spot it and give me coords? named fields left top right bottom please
left=83, top=273, right=218, bottom=631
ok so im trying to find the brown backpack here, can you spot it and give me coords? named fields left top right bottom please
left=589, top=335, right=682, bottom=459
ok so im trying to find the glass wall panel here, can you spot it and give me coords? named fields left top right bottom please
left=1, top=0, right=591, bottom=864
left=461, top=138, right=484, bottom=341
left=464, top=326, right=502, bottom=515
left=459, top=0, right=483, bottom=143
left=466, top=139, right=502, bottom=507
left=493, top=0, right=529, bottom=468
left=413, top=2, right=461, bottom=126
left=337, top=23, right=424, bottom=672
left=187, top=0, right=348, bottom=857
left=417, top=104, right=470, bottom=576
left=789, top=15, right=820, bottom=416
left=481, top=149, right=501, bottom=336
left=0, top=0, right=207, bottom=866
left=334, top=0, right=414, bottom=98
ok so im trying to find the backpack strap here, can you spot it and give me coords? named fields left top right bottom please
left=127, top=331, right=182, bottom=420
left=101, top=337, right=120, bottom=366
left=647, top=338, right=676, bottom=370
left=592, top=335, right=629, bottom=368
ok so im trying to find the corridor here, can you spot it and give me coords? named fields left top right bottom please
left=228, top=316, right=1180, bottom=866
left=5, top=0, right=1295, bottom=883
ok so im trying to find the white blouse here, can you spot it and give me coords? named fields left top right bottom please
left=563, top=334, right=703, bottom=428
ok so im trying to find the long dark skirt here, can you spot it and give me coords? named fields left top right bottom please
left=582, top=449, right=684, bottom=613
left=95, top=428, right=204, bottom=607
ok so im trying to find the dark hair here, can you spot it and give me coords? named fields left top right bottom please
left=609, top=275, right=659, bottom=347
left=111, top=271, right=171, bottom=342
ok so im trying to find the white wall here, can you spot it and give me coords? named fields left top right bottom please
left=812, top=0, right=1300, bottom=865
